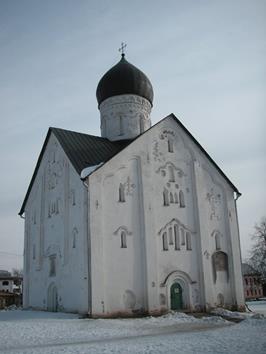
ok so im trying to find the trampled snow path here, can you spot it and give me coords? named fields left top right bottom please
left=0, top=309, right=265, bottom=354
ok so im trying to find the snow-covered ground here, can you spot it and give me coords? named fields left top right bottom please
left=246, top=300, right=266, bottom=315
left=0, top=307, right=265, bottom=354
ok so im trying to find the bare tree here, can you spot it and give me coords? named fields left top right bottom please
left=248, top=217, right=266, bottom=284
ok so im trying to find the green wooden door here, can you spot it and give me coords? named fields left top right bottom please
left=170, top=282, right=183, bottom=310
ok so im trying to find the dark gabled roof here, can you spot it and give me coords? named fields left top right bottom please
left=19, top=127, right=130, bottom=215
left=242, top=263, right=261, bottom=276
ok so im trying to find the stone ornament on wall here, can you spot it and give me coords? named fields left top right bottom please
left=48, top=198, right=60, bottom=218
left=158, top=217, right=194, bottom=236
left=206, top=188, right=222, bottom=220
left=46, top=159, right=64, bottom=191
left=44, top=244, right=61, bottom=258
left=156, top=161, right=185, bottom=178
left=113, top=226, right=132, bottom=236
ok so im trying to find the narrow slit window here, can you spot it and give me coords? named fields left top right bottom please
left=140, top=117, right=145, bottom=134
left=33, top=244, right=36, bottom=260
left=169, top=227, right=174, bottom=245
left=186, top=232, right=192, bottom=250
left=168, top=165, right=175, bottom=182
left=174, top=225, right=180, bottom=250
left=180, top=228, right=185, bottom=245
left=163, top=188, right=169, bottom=206
left=168, top=139, right=174, bottom=153
left=179, top=190, right=185, bottom=207
left=174, top=192, right=178, bottom=204
left=215, top=233, right=221, bottom=250
left=119, top=116, right=123, bottom=135
left=162, top=232, right=168, bottom=251
left=170, top=192, right=174, bottom=203
left=121, top=231, right=127, bottom=248
left=119, top=183, right=125, bottom=202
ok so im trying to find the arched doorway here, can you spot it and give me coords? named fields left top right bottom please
left=47, top=283, right=58, bottom=312
left=170, top=282, right=183, bottom=310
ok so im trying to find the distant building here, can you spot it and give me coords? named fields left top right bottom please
left=0, top=270, right=22, bottom=309
left=20, top=52, right=245, bottom=316
left=242, top=263, right=263, bottom=300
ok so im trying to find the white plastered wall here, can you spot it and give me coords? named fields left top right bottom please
left=88, top=114, right=244, bottom=316
left=23, top=133, right=89, bottom=314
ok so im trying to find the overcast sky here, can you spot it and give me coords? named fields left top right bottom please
left=0, top=0, right=265, bottom=271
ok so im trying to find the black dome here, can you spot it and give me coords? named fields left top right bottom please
left=96, top=55, right=154, bottom=106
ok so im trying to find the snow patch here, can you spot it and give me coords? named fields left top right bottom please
left=80, top=163, right=103, bottom=179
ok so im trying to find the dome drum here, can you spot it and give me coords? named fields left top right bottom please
left=96, top=54, right=154, bottom=141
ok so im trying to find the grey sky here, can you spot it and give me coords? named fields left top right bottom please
left=0, top=0, right=265, bottom=270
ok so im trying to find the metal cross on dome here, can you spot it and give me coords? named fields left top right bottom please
left=119, top=42, right=127, bottom=56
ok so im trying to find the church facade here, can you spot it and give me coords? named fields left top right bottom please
left=20, top=53, right=245, bottom=316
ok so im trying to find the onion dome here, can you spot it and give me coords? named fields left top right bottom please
left=96, top=54, right=154, bottom=106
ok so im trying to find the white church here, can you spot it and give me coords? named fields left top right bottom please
left=20, top=50, right=245, bottom=316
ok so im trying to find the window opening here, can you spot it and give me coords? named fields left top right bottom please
left=119, top=183, right=125, bottom=202
left=119, top=116, right=123, bottom=135
left=180, top=228, right=185, bottom=245
left=174, top=225, right=180, bottom=250
left=215, top=233, right=221, bottom=250
left=186, top=232, right=192, bottom=250
left=168, top=165, right=175, bottom=182
left=140, top=116, right=145, bottom=134
left=163, top=188, right=169, bottom=206
left=49, top=256, right=56, bottom=277
left=121, top=231, right=127, bottom=248
left=170, top=192, right=174, bottom=203
left=162, top=232, right=168, bottom=251
left=179, top=190, right=185, bottom=207
left=168, top=139, right=174, bottom=153
left=169, top=227, right=174, bottom=245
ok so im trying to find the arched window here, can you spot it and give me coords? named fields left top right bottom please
left=168, top=165, right=175, bottom=182
left=169, top=192, right=174, bottom=203
left=162, top=232, right=168, bottom=251
left=119, top=183, right=125, bottom=202
left=180, top=228, right=185, bottom=245
left=174, top=225, right=180, bottom=250
left=2, top=281, right=9, bottom=286
left=186, top=232, right=192, bottom=250
left=119, top=116, right=123, bottom=135
left=163, top=188, right=169, bottom=206
left=121, top=231, right=127, bottom=248
left=168, top=139, right=173, bottom=153
left=215, top=233, right=221, bottom=250
left=174, top=192, right=178, bottom=204
left=169, top=227, right=173, bottom=245
left=140, top=117, right=145, bottom=134
left=179, top=190, right=185, bottom=207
